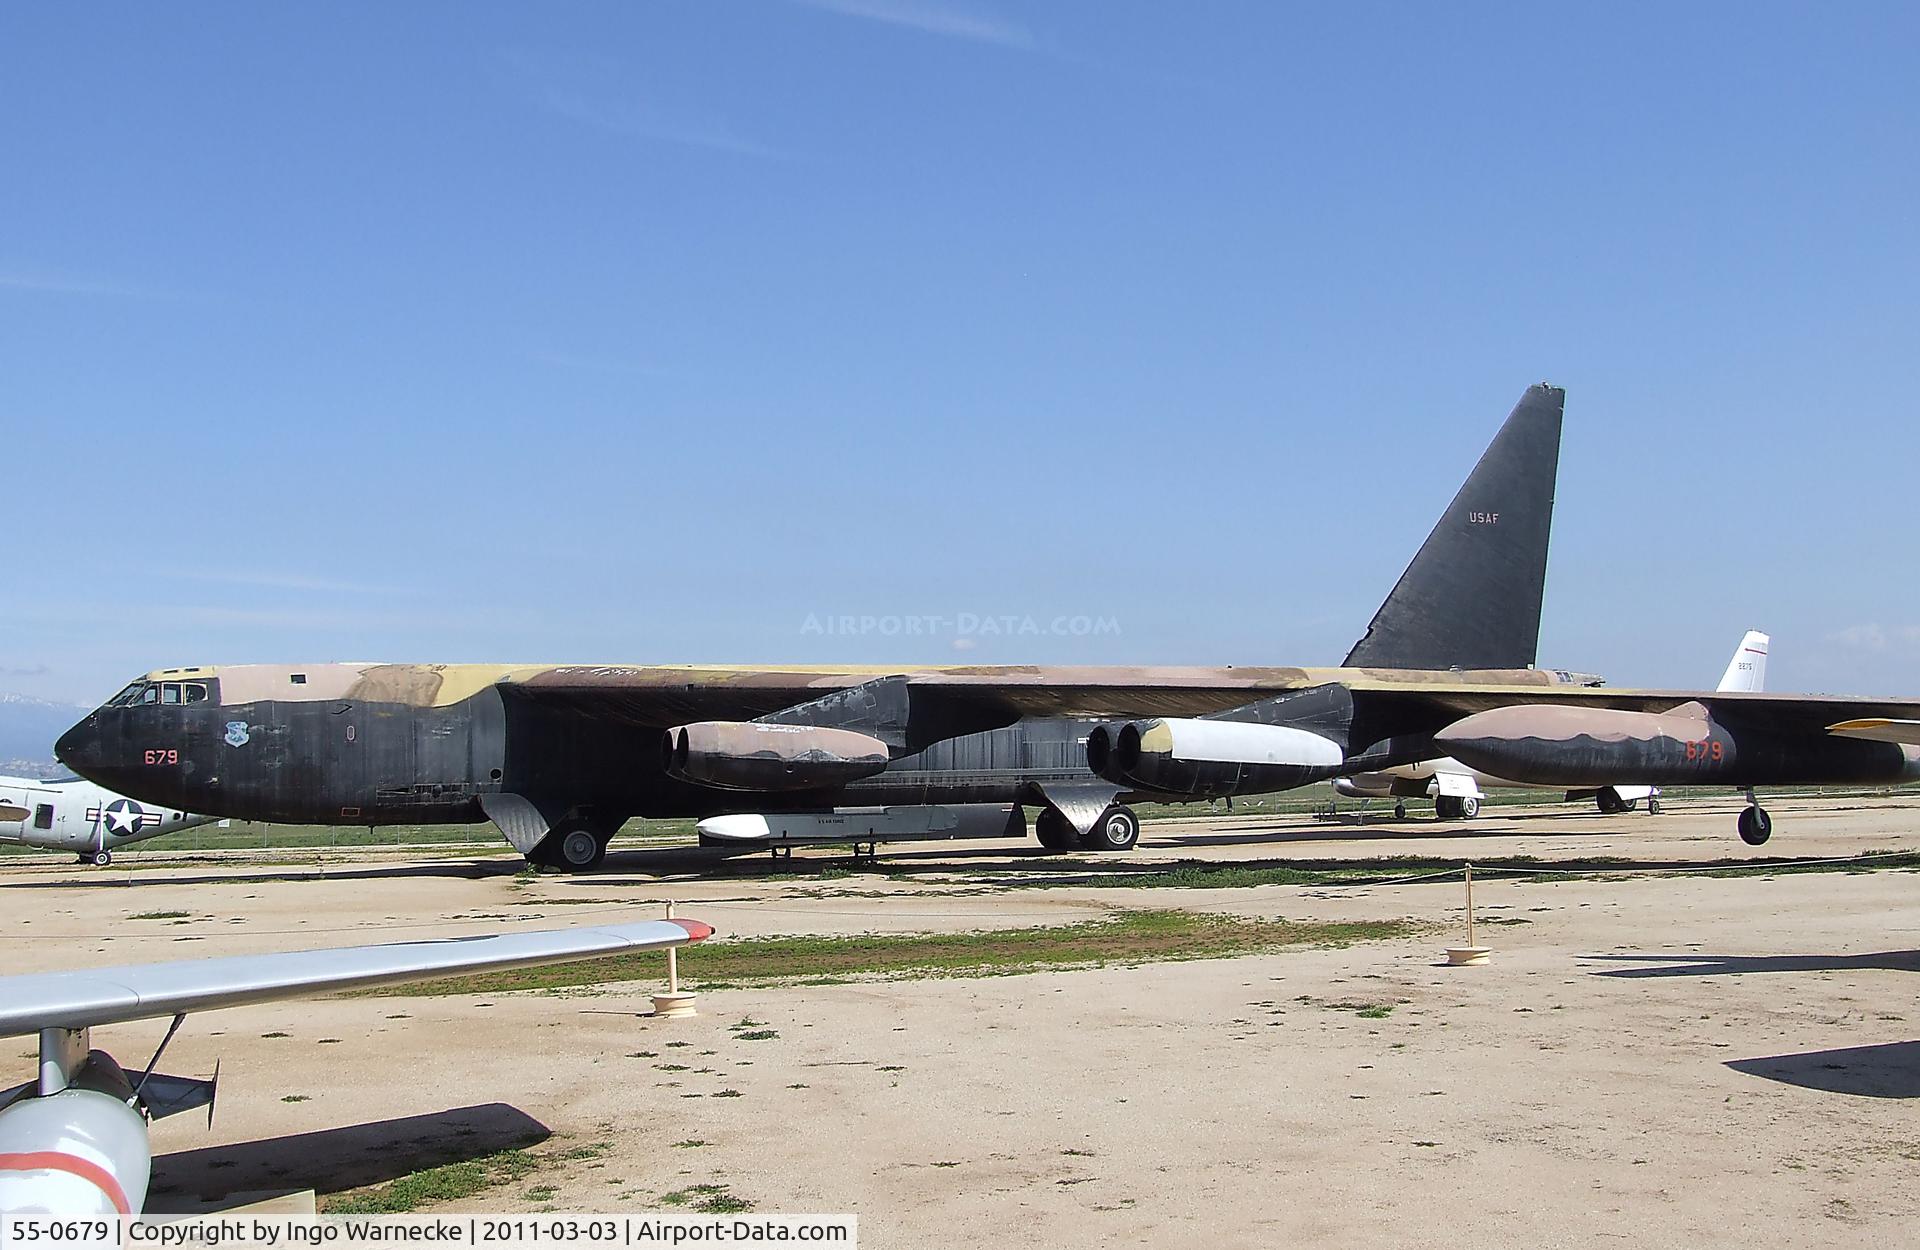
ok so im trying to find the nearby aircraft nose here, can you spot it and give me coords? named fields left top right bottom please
left=55, top=713, right=103, bottom=773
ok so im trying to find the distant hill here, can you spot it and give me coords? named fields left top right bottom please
left=0, top=693, right=88, bottom=777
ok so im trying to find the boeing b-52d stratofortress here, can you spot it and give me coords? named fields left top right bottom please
left=55, top=385, right=1920, bottom=869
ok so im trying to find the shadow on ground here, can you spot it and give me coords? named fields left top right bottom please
left=1586, top=951, right=1920, bottom=977
left=147, top=1102, right=550, bottom=1210
left=1727, top=1041, right=1920, bottom=1098
left=0, top=859, right=525, bottom=889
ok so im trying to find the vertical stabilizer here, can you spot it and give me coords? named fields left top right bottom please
left=1344, top=384, right=1565, bottom=671
left=1716, top=631, right=1770, bottom=693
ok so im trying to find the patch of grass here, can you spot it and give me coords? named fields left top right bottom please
left=375, top=909, right=1421, bottom=996
left=260, top=1032, right=291, bottom=1039
left=673, top=1140, right=710, bottom=1149
left=712, top=1089, right=743, bottom=1098
left=130, top=910, right=192, bottom=920
left=281, top=1095, right=310, bottom=1103
left=323, top=1149, right=538, bottom=1214
left=524, top=1186, right=557, bottom=1202
left=1355, top=1005, right=1395, bottom=1020
left=735, top=1029, right=779, bottom=1041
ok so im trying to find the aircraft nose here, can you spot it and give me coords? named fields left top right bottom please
left=55, top=713, right=104, bottom=772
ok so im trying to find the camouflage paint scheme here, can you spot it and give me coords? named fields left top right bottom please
left=61, top=660, right=1920, bottom=842
left=57, top=661, right=1590, bottom=831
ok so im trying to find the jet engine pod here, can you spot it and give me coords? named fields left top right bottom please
left=1099, top=717, right=1345, bottom=798
left=665, top=722, right=892, bottom=792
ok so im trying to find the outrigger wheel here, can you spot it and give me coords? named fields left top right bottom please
left=1737, top=805, right=1773, bottom=846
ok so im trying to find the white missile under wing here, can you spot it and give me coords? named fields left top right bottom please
left=0, top=918, right=711, bottom=1216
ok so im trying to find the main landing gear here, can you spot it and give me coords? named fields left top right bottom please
left=1433, top=795, right=1481, bottom=820
left=1035, top=805, right=1140, bottom=853
left=1737, top=790, right=1772, bottom=846
left=530, top=816, right=621, bottom=871
left=76, top=849, right=112, bottom=866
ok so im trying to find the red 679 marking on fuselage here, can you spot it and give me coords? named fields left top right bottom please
left=1682, top=740, right=1724, bottom=762
left=143, top=748, right=179, bottom=766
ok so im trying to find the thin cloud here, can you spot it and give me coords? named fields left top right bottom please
left=525, top=348, right=667, bottom=377
left=156, top=569, right=411, bottom=596
left=0, top=269, right=190, bottom=300
left=794, top=0, right=1035, bottom=49
left=492, top=48, right=788, bottom=159
left=541, top=88, right=787, bottom=159
left=1829, top=623, right=1920, bottom=654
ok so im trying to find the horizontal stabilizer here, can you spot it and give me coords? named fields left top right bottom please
left=1826, top=718, right=1920, bottom=745
left=0, top=920, right=711, bottom=1037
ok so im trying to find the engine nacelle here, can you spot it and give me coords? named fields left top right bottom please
left=1333, top=774, right=1393, bottom=799
left=665, top=722, right=891, bottom=792
left=1088, top=718, right=1344, bottom=798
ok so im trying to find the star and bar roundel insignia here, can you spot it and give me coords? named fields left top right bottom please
left=86, top=799, right=162, bottom=835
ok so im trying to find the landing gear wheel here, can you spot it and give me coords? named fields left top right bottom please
left=1393, top=801, right=1408, bottom=821
left=1034, top=809, right=1078, bottom=852
left=532, top=819, right=612, bottom=871
left=1458, top=797, right=1481, bottom=819
left=1085, top=805, right=1140, bottom=852
left=1648, top=798, right=1662, bottom=815
left=91, top=849, right=112, bottom=867
left=1596, top=788, right=1626, bottom=815
left=1737, top=805, right=1772, bottom=846
left=1623, top=799, right=1640, bottom=812
left=1434, top=796, right=1459, bottom=820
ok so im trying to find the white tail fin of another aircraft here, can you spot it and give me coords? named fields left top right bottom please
left=1716, top=630, right=1770, bottom=693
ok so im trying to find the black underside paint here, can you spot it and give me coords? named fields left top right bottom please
left=69, top=693, right=1192, bottom=826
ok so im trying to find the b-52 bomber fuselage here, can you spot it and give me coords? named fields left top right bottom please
left=51, top=660, right=1582, bottom=867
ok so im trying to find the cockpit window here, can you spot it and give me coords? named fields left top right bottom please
left=105, top=678, right=211, bottom=708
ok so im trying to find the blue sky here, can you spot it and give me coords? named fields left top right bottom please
left=4, top=1, right=1917, bottom=706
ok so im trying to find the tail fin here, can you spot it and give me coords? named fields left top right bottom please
left=1716, top=630, right=1769, bottom=692
left=1344, top=383, right=1565, bottom=670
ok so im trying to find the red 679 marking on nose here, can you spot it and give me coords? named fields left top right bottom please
left=1682, top=740, right=1724, bottom=762
left=144, top=748, right=179, bottom=765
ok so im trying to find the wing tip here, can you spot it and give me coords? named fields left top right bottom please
left=669, top=918, right=715, bottom=943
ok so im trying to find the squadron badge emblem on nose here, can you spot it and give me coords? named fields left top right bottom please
left=225, top=721, right=251, bottom=747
